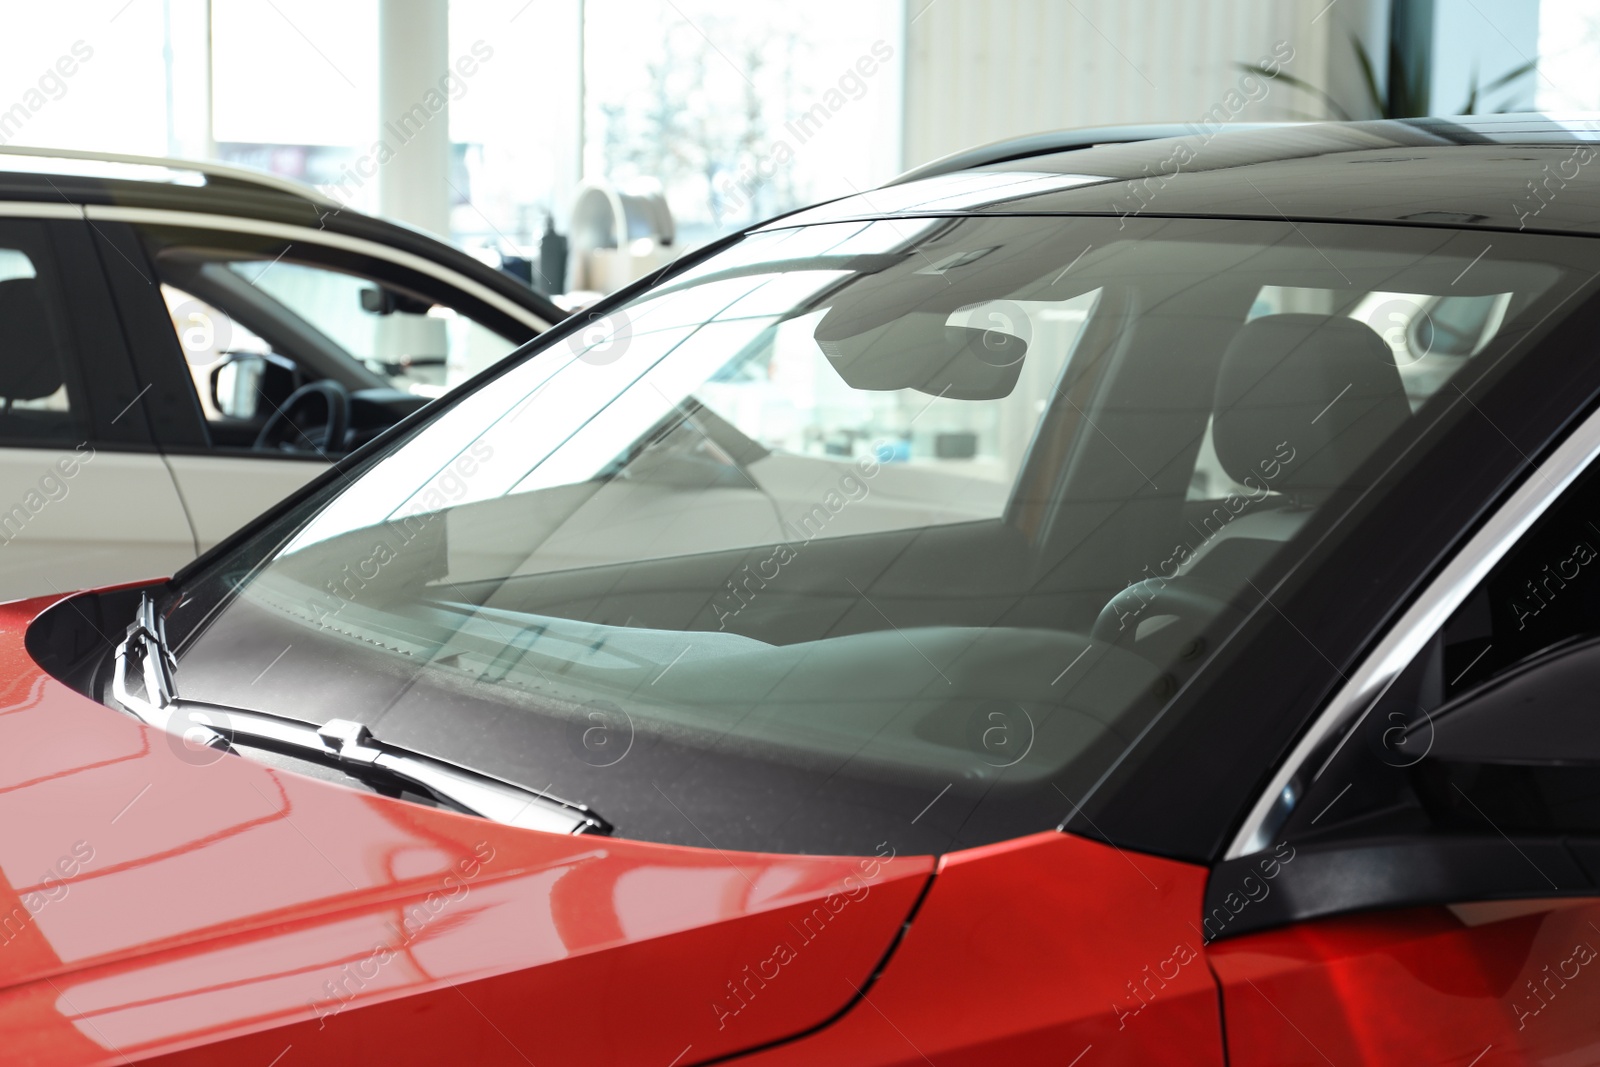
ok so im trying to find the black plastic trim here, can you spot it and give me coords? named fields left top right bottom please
left=89, top=219, right=212, bottom=447
left=1205, top=835, right=1597, bottom=941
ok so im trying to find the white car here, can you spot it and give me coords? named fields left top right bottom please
left=0, top=147, right=561, bottom=601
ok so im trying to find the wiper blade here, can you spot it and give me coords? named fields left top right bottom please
left=112, top=595, right=610, bottom=836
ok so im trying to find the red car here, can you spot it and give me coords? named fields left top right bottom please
left=8, top=115, right=1600, bottom=1065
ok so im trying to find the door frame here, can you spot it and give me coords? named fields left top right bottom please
left=88, top=206, right=550, bottom=458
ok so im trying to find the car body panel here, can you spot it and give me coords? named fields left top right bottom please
left=1209, top=899, right=1600, bottom=1064
left=0, top=449, right=195, bottom=598
left=0, top=594, right=932, bottom=1066
left=157, top=454, right=326, bottom=553
left=736, top=831, right=1222, bottom=1065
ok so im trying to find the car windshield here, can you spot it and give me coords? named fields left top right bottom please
left=157, top=214, right=1590, bottom=856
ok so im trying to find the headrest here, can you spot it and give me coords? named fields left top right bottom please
left=1213, top=313, right=1410, bottom=497
left=0, top=278, right=65, bottom=401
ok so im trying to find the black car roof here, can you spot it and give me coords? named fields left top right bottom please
left=770, top=113, right=1600, bottom=237
left=0, top=146, right=566, bottom=326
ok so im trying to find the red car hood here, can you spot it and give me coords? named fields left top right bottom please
left=0, top=595, right=933, bottom=1066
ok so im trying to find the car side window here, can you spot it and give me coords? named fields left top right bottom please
left=224, top=259, right=519, bottom=398
left=0, top=224, right=91, bottom=445
left=1436, top=459, right=1600, bottom=701
left=149, top=250, right=521, bottom=404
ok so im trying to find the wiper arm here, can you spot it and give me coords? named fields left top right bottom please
left=112, top=595, right=610, bottom=836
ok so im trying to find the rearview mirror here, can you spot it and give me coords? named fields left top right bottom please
left=361, top=286, right=435, bottom=316
left=1407, top=294, right=1500, bottom=359
left=813, top=316, right=1027, bottom=400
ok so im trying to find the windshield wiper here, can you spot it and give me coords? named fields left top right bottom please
left=112, top=595, right=610, bottom=836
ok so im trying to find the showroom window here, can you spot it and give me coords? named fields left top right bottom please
left=583, top=0, right=904, bottom=243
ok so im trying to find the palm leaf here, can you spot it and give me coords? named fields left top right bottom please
left=1234, top=40, right=1537, bottom=123
left=1352, top=37, right=1385, bottom=117
left=1461, top=69, right=1479, bottom=115
left=1480, top=57, right=1539, bottom=94
left=1234, top=62, right=1354, bottom=122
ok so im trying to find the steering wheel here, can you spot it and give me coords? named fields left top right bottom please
left=254, top=380, right=351, bottom=454
left=1090, top=576, right=1247, bottom=673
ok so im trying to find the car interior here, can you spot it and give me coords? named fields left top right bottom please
left=157, top=254, right=436, bottom=456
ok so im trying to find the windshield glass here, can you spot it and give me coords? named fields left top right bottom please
left=157, top=214, right=1589, bottom=856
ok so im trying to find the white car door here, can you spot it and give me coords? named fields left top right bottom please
left=158, top=453, right=326, bottom=553
left=0, top=447, right=197, bottom=600
left=0, top=208, right=195, bottom=601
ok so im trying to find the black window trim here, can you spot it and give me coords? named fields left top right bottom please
left=0, top=207, right=159, bottom=450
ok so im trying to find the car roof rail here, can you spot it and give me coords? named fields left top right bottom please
left=0, top=144, right=340, bottom=208
left=885, top=122, right=1295, bottom=186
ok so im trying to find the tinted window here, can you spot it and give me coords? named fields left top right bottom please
left=0, top=223, right=90, bottom=444
left=151, top=216, right=1590, bottom=856
left=1440, top=461, right=1600, bottom=700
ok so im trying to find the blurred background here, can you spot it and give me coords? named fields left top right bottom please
left=0, top=0, right=1581, bottom=299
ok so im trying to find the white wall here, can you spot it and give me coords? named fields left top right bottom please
left=1535, top=0, right=1600, bottom=111
left=901, top=0, right=1387, bottom=168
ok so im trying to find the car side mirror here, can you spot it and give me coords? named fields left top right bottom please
left=210, top=352, right=298, bottom=421
left=1413, top=634, right=1600, bottom=765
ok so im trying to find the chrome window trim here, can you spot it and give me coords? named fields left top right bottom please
left=1225, top=400, right=1600, bottom=859
left=82, top=205, right=553, bottom=333
left=0, top=202, right=85, bottom=219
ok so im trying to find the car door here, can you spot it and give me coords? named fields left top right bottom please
left=90, top=213, right=537, bottom=553
left=0, top=206, right=194, bottom=601
left=1205, top=413, right=1600, bottom=1065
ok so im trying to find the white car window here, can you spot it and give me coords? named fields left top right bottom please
left=225, top=259, right=519, bottom=398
